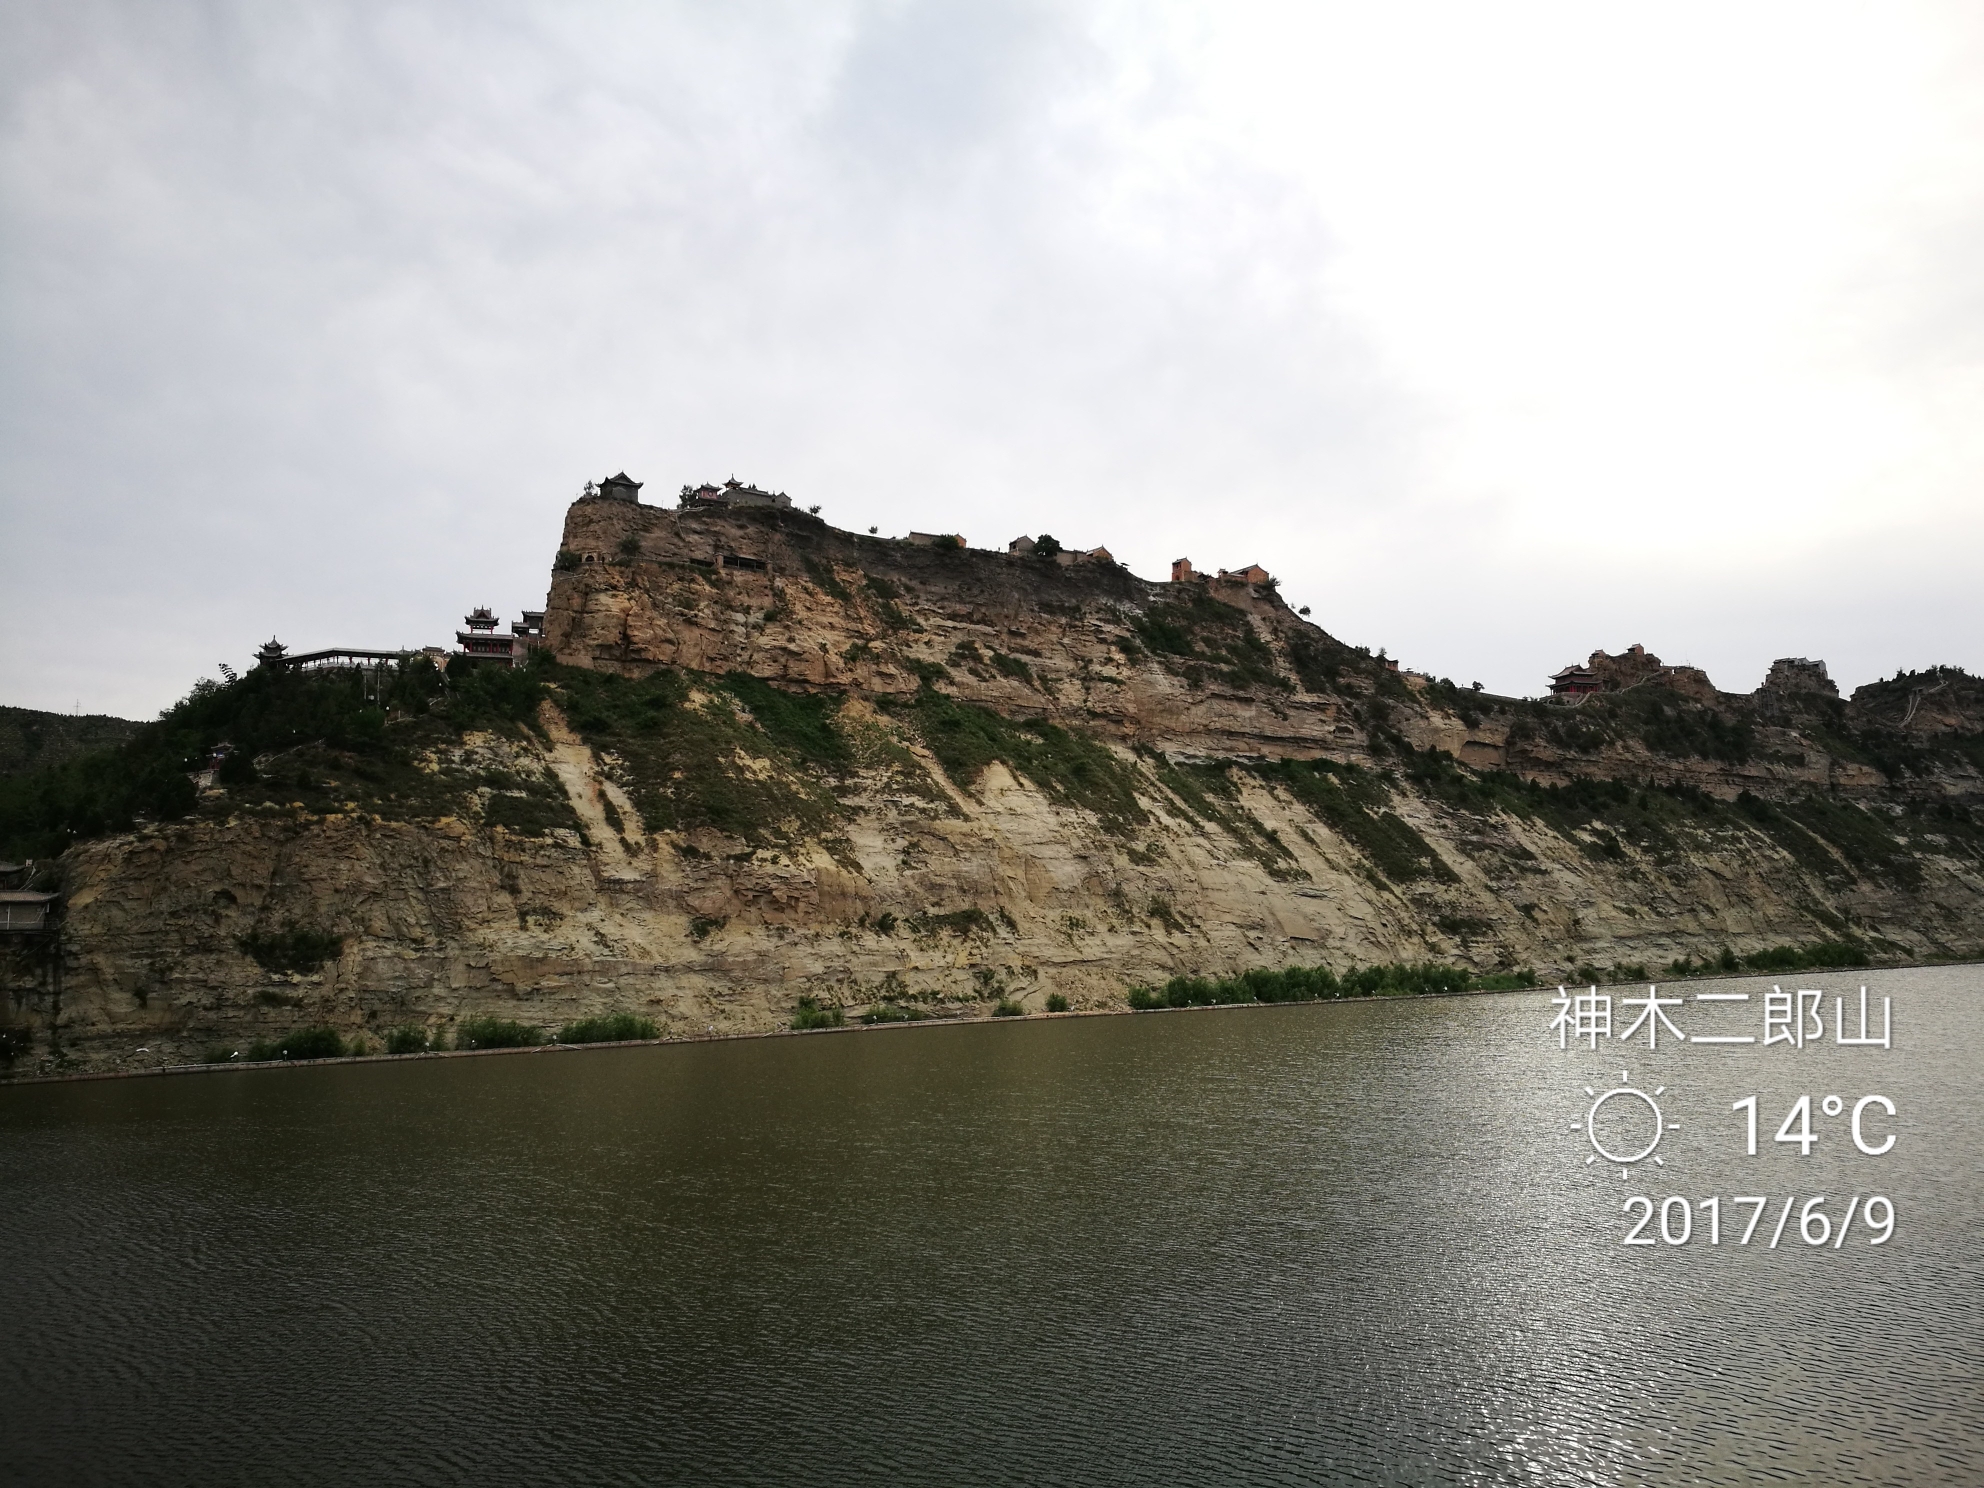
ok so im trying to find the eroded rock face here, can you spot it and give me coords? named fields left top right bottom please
left=547, top=497, right=1373, bottom=763
left=546, top=499, right=1984, bottom=805
left=10, top=498, right=1984, bottom=1076
left=23, top=713, right=1984, bottom=1077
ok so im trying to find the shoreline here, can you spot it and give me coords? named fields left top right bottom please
left=3, top=956, right=1970, bottom=1090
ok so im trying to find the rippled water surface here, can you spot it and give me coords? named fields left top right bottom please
left=5, top=966, right=1981, bottom=1485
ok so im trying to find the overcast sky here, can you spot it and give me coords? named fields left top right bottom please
left=5, top=1, right=1983, bottom=718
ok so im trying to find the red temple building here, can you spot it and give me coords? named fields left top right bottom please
left=456, top=607, right=516, bottom=667
left=1548, top=664, right=1603, bottom=697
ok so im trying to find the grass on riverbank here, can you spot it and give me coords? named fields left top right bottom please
left=201, top=1025, right=352, bottom=1063
left=1128, top=960, right=1530, bottom=1009
left=1666, top=939, right=1871, bottom=978
left=455, top=1016, right=543, bottom=1049
left=557, top=1012, right=659, bottom=1044
left=791, top=996, right=845, bottom=1030
left=1141, top=940, right=1884, bottom=1011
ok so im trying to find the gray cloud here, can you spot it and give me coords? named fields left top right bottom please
left=3, top=1, right=1981, bottom=717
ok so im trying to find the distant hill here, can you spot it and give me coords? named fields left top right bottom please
left=0, top=706, right=141, bottom=781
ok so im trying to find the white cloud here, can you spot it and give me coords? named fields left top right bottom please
left=3, top=0, right=1982, bottom=714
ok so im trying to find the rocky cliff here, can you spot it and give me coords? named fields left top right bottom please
left=7, top=493, right=1984, bottom=1076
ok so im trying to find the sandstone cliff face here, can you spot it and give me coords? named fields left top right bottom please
left=545, top=499, right=1984, bottom=805
left=546, top=498, right=1371, bottom=763
left=8, top=498, right=1984, bottom=1076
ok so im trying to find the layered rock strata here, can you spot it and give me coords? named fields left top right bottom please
left=7, top=495, right=1984, bottom=1076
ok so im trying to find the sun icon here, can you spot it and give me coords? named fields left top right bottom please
left=1574, top=1070, right=1678, bottom=1179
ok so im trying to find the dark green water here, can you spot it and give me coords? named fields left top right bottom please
left=4, top=967, right=1979, bottom=1485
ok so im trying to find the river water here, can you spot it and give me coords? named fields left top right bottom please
left=4, top=965, right=1979, bottom=1485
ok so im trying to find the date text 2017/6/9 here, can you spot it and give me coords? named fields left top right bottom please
left=1620, top=1195, right=1893, bottom=1248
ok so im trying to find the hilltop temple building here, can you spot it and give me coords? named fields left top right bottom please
left=679, top=477, right=791, bottom=510
left=454, top=608, right=545, bottom=668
